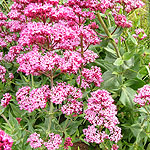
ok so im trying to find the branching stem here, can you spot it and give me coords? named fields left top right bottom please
left=96, top=12, right=121, bottom=58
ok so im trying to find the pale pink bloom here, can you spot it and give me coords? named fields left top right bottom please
left=0, top=129, right=13, bottom=149
left=44, top=133, right=62, bottom=150
left=1, top=93, right=12, bottom=107
left=134, top=85, right=150, bottom=106
left=27, top=133, right=43, bottom=148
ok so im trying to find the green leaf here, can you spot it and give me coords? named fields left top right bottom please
left=123, top=52, right=134, bottom=61
left=113, top=58, right=124, bottom=66
left=9, top=111, right=19, bottom=129
left=144, top=49, right=150, bottom=55
left=104, top=47, right=115, bottom=54
left=124, top=78, right=145, bottom=90
left=120, top=87, right=136, bottom=108
left=101, top=71, right=121, bottom=91
left=66, top=120, right=83, bottom=135
left=10, top=103, right=26, bottom=117
left=147, top=144, right=150, bottom=150
left=130, top=123, right=146, bottom=143
left=0, top=0, right=3, bottom=5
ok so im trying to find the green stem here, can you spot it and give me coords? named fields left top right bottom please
left=96, top=12, right=121, bottom=58
left=79, top=35, right=84, bottom=88
left=48, top=71, right=54, bottom=132
left=144, top=106, right=150, bottom=115
left=3, top=0, right=10, bottom=12
left=124, top=40, right=129, bottom=52
left=31, top=74, right=34, bottom=88
left=1, top=114, right=12, bottom=128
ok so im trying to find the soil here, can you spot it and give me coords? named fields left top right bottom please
left=72, top=141, right=89, bottom=150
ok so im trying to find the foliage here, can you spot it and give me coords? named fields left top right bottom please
left=0, top=0, right=149, bottom=150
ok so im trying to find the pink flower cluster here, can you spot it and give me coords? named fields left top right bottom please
left=1, top=93, right=12, bottom=107
left=67, top=0, right=144, bottom=28
left=16, top=85, right=51, bottom=112
left=17, top=50, right=61, bottom=76
left=77, top=66, right=103, bottom=89
left=60, top=51, right=83, bottom=74
left=134, top=85, right=150, bottom=106
left=4, top=45, right=23, bottom=62
left=113, top=14, right=132, bottom=28
left=0, top=12, right=7, bottom=28
left=61, top=99, right=83, bottom=116
left=44, top=133, right=62, bottom=150
left=64, top=137, right=73, bottom=150
left=27, top=132, right=62, bottom=150
left=0, top=65, right=6, bottom=82
left=83, top=90, right=122, bottom=143
left=0, top=8, right=25, bottom=49
left=9, top=73, right=14, bottom=80
left=111, top=144, right=119, bottom=150
left=0, top=129, right=13, bottom=150
left=76, top=48, right=99, bottom=65
left=51, top=82, right=82, bottom=104
left=27, top=133, right=43, bottom=148
left=116, top=0, right=144, bottom=13
left=83, top=125, right=109, bottom=144
left=18, top=21, right=100, bottom=50
left=12, top=0, right=59, bottom=5
left=24, top=3, right=53, bottom=22
left=67, top=0, right=113, bottom=13
left=17, top=49, right=98, bottom=76
left=51, top=82, right=83, bottom=115
left=133, top=28, right=147, bottom=40
left=81, top=49, right=99, bottom=65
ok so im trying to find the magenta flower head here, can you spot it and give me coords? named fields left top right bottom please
left=134, top=85, right=150, bottom=106
left=83, top=90, right=122, bottom=144
left=44, top=133, right=62, bottom=150
left=1, top=93, right=12, bottom=107
left=27, top=133, right=43, bottom=148
left=64, top=137, right=73, bottom=150
left=0, top=129, right=13, bottom=150
left=0, top=65, right=6, bottom=82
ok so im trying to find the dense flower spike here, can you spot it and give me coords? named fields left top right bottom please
left=60, top=51, right=83, bottom=74
left=0, top=129, right=13, bottom=150
left=134, top=85, right=150, bottom=106
left=84, top=90, right=122, bottom=143
left=77, top=66, right=103, bottom=88
left=18, top=21, right=100, bottom=50
left=133, top=28, right=147, bottom=40
left=67, top=0, right=144, bottom=28
left=4, top=45, right=23, bottom=62
left=61, top=99, right=83, bottom=116
left=77, top=49, right=99, bottom=65
left=9, top=73, right=14, bottom=80
left=111, top=144, right=119, bottom=150
left=24, top=3, right=53, bottom=21
left=85, top=89, right=119, bottom=127
left=1, top=93, right=12, bottom=107
left=116, top=0, right=144, bottom=13
left=0, top=65, right=6, bottom=82
left=113, top=14, right=132, bottom=28
left=17, top=50, right=62, bottom=76
left=44, top=133, right=62, bottom=150
left=27, top=133, right=43, bottom=148
left=64, top=137, right=73, bottom=150
left=83, top=125, right=109, bottom=144
left=51, top=82, right=82, bottom=104
left=16, top=85, right=51, bottom=112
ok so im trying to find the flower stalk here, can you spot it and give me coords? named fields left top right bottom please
left=48, top=71, right=54, bottom=132
left=96, top=12, right=121, bottom=58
